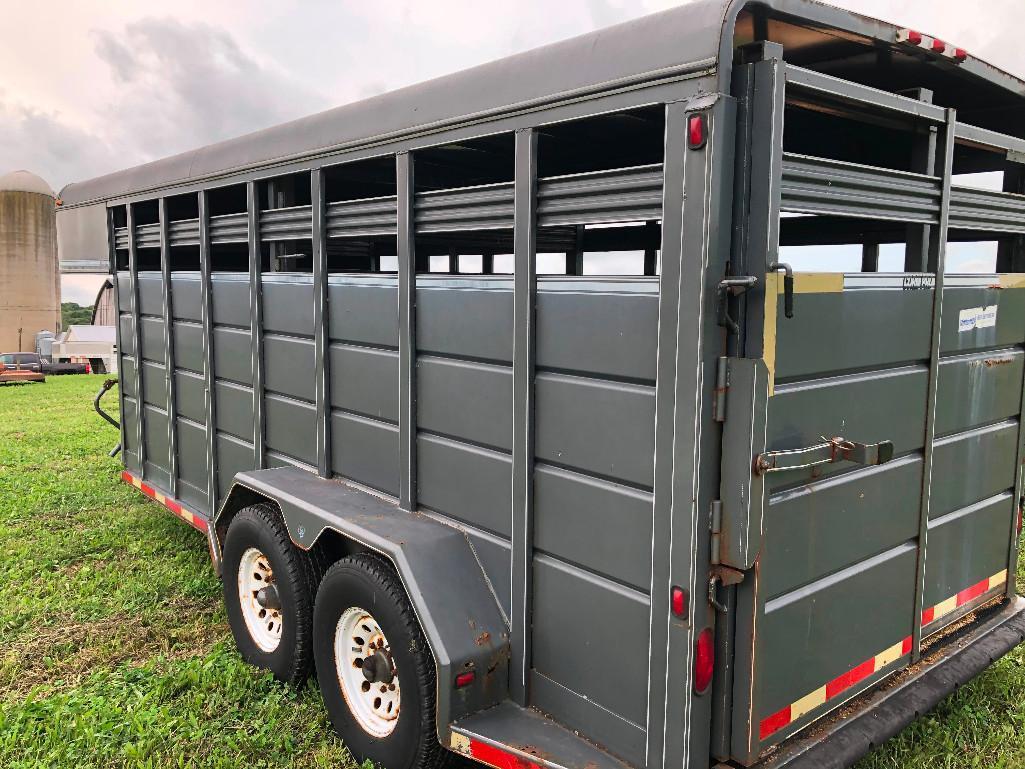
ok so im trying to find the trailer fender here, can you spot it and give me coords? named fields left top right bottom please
left=214, top=466, right=510, bottom=740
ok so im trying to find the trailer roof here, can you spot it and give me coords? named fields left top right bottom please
left=60, top=0, right=1025, bottom=207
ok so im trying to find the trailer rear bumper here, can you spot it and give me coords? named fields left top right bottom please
left=753, top=594, right=1025, bottom=769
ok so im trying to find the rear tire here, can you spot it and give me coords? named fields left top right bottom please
left=222, top=503, right=322, bottom=684
left=313, top=554, right=445, bottom=769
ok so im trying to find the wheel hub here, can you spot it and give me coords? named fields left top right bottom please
left=334, top=606, right=401, bottom=737
left=361, top=648, right=395, bottom=684
left=237, top=547, right=283, bottom=653
left=255, top=584, right=281, bottom=610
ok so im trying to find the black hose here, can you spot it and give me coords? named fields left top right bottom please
left=94, top=378, right=122, bottom=457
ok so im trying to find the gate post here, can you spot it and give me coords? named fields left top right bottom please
left=510, top=127, right=538, bottom=706
left=910, top=108, right=956, bottom=662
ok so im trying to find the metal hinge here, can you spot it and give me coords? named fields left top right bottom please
left=713, top=357, right=729, bottom=422
left=710, top=499, right=723, bottom=564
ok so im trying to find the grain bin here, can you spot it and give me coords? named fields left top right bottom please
left=0, top=170, right=61, bottom=352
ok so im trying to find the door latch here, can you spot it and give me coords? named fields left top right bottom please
left=754, top=436, right=894, bottom=475
left=709, top=565, right=745, bottom=613
left=716, top=276, right=758, bottom=336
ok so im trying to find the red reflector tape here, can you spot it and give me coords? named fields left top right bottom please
left=121, top=470, right=208, bottom=533
left=760, top=706, right=792, bottom=740
left=451, top=735, right=545, bottom=769
left=922, top=570, right=1006, bottom=627
left=760, top=571, right=1008, bottom=743
left=824, top=658, right=874, bottom=700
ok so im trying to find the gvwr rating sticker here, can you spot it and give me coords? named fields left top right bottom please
left=958, top=305, right=997, bottom=332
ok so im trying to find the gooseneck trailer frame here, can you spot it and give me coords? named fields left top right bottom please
left=59, top=2, right=1025, bottom=768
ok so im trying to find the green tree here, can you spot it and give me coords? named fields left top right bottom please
left=61, top=302, right=93, bottom=331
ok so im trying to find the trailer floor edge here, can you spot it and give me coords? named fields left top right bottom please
left=748, top=595, right=1025, bottom=769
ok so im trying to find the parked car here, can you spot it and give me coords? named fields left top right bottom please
left=0, top=352, right=46, bottom=384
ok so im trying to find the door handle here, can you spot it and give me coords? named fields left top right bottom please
left=754, top=436, right=894, bottom=475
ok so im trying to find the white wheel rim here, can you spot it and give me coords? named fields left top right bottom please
left=334, top=606, right=401, bottom=737
left=237, top=547, right=283, bottom=652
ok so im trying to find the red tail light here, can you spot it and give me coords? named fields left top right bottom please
left=671, top=586, right=688, bottom=619
left=931, top=38, right=947, bottom=53
left=455, top=670, right=475, bottom=688
left=694, top=627, right=714, bottom=694
left=688, top=113, right=706, bottom=149
left=906, top=30, right=923, bottom=45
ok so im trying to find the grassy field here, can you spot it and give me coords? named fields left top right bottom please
left=0, top=375, right=1023, bottom=768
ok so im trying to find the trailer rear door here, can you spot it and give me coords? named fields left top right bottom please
left=722, top=52, right=1025, bottom=765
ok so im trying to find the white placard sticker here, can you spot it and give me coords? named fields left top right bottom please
left=958, top=305, right=998, bottom=332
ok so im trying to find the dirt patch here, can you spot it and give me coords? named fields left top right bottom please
left=0, top=596, right=225, bottom=700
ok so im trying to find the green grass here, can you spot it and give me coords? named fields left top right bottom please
left=0, top=376, right=351, bottom=768
left=0, top=375, right=1022, bottom=768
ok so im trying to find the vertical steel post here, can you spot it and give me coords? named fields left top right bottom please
left=158, top=198, right=178, bottom=497
left=126, top=203, right=146, bottom=476
left=645, top=99, right=690, bottom=769
left=643, top=220, right=659, bottom=276
left=861, top=242, right=880, bottom=272
left=198, top=191, right=220, bottom=514
left=397, top=153, right=417, bottom=511
left=312, top=169, right=332, bottom=479
left=910, top=108, right=956, bottom=662
left=247, top=182, right=266, bottom=470
left=1003, top=169, right=1025, bottom=595
left=720, top=44, right=785, bottom=764
left=904, top=89, right=936, bottom=273
left=997, top=166, right=1025, bottom=273
left=108, top=209, right=128, bottom=463
left=510, top=128, right=538, bottom=706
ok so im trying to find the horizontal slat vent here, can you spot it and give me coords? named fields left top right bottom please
left=326, top=196, right=398, bottom=238
left=169, top=218, right=200, bottom=247
left=260, top=205, right=313, bottom=241
left=209, top=212, right=248, bottom=243
left=135, top=222, right=160, bottom=249
left=537, top=164, right=663, bottom=227
left=415, top=183, right=514, bottom=233
left=949, top=186, right=1025, bottom=234
left=781, top=153, right=941, bottom=223
left=116, top=164, right=665, bottom=251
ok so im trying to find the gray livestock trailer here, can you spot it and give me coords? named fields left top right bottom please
left=58, top=2, right=1025, bottom=767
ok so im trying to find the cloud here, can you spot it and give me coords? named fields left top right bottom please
left=0, top=98, right=130, bottom=192
left=89, top=18, right=330, bottom=171
left=61, top=274, right=109, bottom=307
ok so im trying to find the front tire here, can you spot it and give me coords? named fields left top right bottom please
left=222, top=503, right=321, bottom=684
left=313, top=554, right=445, bottom=769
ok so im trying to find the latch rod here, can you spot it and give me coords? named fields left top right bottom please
left=768, top=261, right=794, bottom=318
left=755, top=435, right=894, bottom=475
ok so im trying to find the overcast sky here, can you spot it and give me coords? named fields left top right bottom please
left=2, top=0, right=1022, bottom=303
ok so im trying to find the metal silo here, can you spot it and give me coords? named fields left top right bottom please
left=0, top=170, right=61, bottom=352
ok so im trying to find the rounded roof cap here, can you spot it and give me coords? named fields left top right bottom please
left=0, top=170, right=54, bottom=197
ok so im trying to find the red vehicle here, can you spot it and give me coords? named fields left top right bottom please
left=0, top=353, right=46, bottom=384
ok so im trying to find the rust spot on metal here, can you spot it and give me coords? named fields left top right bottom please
left=476, top=630, right=491, bottom=646
left=984, top=357, right=1012, bottom=368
